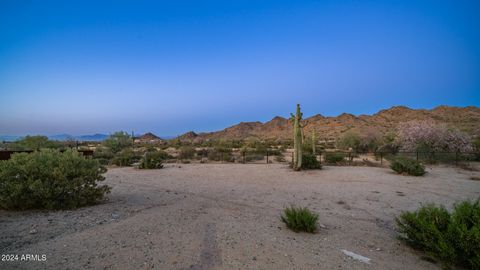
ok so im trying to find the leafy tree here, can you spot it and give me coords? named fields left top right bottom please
left=103, top=131, right=132, bottom=153
left=396, top=121, right=473, bottom=152
left=337, top=131, right=361, bottom=152
left=14, top=135, right=58, bottom=150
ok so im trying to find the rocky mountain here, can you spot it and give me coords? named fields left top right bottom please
left=135, top=132, right=166, bottom=144
left=177, top=105, right=480, bottom=142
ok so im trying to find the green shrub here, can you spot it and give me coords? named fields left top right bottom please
left=281, top=206, right=318, bottom=233
left=13, top=135, right=59, bottom=150
left=324, top=152, right=345, bottom=163
left=179, top=146, right=196, bottom=160
left=103, top=131, right=132, bottom=153
left=139, top=151, right=168, bottom=169
left=275, top=155, right=285, bottom=162
left=396, top=199, right=480, bottom=269
left=93, top=147, right=114, bottom=165
left=301, top=153, right=321, bottom=169
left=111, top=148, right=139, bottom=166
left=0, top=149, right=110, bottom=210
left=208, top=147, right=233, bottom=162
left=245, top=153, right=264, bottom=162
left=390, top=156, right=426, bottom=176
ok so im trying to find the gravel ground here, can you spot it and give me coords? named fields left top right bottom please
left=1, top=164, right=479, bottom=270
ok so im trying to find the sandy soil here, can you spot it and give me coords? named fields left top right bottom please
left=1, top=164, right=479, bottom=270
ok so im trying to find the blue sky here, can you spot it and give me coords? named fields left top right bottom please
left=1, top=0, right=479, bottom=136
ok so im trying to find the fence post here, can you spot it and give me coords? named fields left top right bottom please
left=455, top=151, right=458, bottom=166
left=243, top=151, right=246, bottom=164
left=380, top=152, right=383, bottom=166
left=416, top=151, right=419, bottom=162
left=266, top=150, right=269, bottom=164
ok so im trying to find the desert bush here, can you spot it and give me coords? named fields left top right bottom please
left=324, top=152, right=345, bottom=164
left=245, top=153, right=264, bottom=162
left=281, top=206, right=318, bottom=233
left=179, top=146, right=196, bottom=160
left=390, top=157, right=426, bottom=176
left=196, top=148, right=209, bottom=158
left=139, top=151, right=168, bottom=169
left=396, top=199, right=480, bottom=269
left=208, top=147, right=233, bottom=162
left=13, top=135, right=59, bottom=150
left=111, top=148, right=139, bottom=166
left=0, top=149, right=110, bottom=210
left=93, top=147, right=114, bottom=165
left=103, top=131, right=132, bottom=153
left=301, top=153, right=321, bottom=169
left=275, top=155, right=286, bottom=162
left=337, top=132, right=361, bottom=151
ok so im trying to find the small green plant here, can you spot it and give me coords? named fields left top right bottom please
left=396, top=199, right=480, bottom=269
left=275, top=155, right=285, bottom=162
left=103, top=131, right=133, bottom=153
left=139, top=151, right=168, bottom=169
left=93, top=147, right=114, bottom=165
left=111, top=148, right=139, bottom=166
left=281, top=206, right=319, bottom=233
left=0, top=149, right=110, bottom=210
left=179, top=146, right=195, bottom=160
left=301, top=153, right=321, bottom=169
left=324, top=152, right=345, bottom=164
left=390, top=156, right=426, bottom=176
left=207, top=147, right=233, bottom=162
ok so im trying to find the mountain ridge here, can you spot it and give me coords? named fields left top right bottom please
left=178, top=105, right=480, bottom=141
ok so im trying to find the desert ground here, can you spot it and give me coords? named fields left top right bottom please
left=1, top=164, right=479, bottom=270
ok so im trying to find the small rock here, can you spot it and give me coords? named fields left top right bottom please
left=29, top=229, right=37, bottom=234
left=252, top=257, right=257, bottom=261
left=111, top=213, right=120, bottom=219
left=319, top=224, right=326, bottom=229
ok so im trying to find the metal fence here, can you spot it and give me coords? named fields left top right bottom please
left=169, top=149, right=480, bottom=167
left=0, top=149, right=94, bottom=161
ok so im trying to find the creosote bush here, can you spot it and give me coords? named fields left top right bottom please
left=324, top=152, right=345, bottom=164
left=111, top=148, right=139, bottom=167
left=207, top=147, right=233, bottom=162
left=0, top=149, right=110, bottom=210
left=396, top=199, right=480, bottom=269
left=390, top=156, right=426, bottom=176
left=139, top=151, right=168, bottom=169
left=301, top=153, right=321, bottom=169
left=179, top=146, right=195, bottom=160
left=281, top=206, right=318, bottom=233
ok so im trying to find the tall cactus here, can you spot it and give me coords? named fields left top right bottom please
left=312, top=129, right=316, bottom=155
left=291, top=104, right=303, bottom=171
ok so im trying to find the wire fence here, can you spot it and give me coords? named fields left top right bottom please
left=166, top=149, right=480, bottom=167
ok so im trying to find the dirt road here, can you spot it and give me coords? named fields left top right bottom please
left=1, top=164, right=479, bottom=269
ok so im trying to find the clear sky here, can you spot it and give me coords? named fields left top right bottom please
left=1, top=0, right=479, bottom=136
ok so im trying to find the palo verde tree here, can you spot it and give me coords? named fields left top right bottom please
left=103, top=131, right=133, bottom=153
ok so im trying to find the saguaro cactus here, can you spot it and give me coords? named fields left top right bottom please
left=312, top=130, right=316, bottom=155
left=291, top=104, right=303, bottom=171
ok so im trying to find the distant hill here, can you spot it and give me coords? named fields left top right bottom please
left=49, top=133, right=109, bottom=142
left=0, top=135, right=22, bottom=142
left=76, top=134, right=109, bottom=142
left=0, top=134, right=109, bottom=142
left=176, top=105, right=480, bottom=142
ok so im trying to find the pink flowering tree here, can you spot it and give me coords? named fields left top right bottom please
left=396, top=121, right=473, bottom=152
